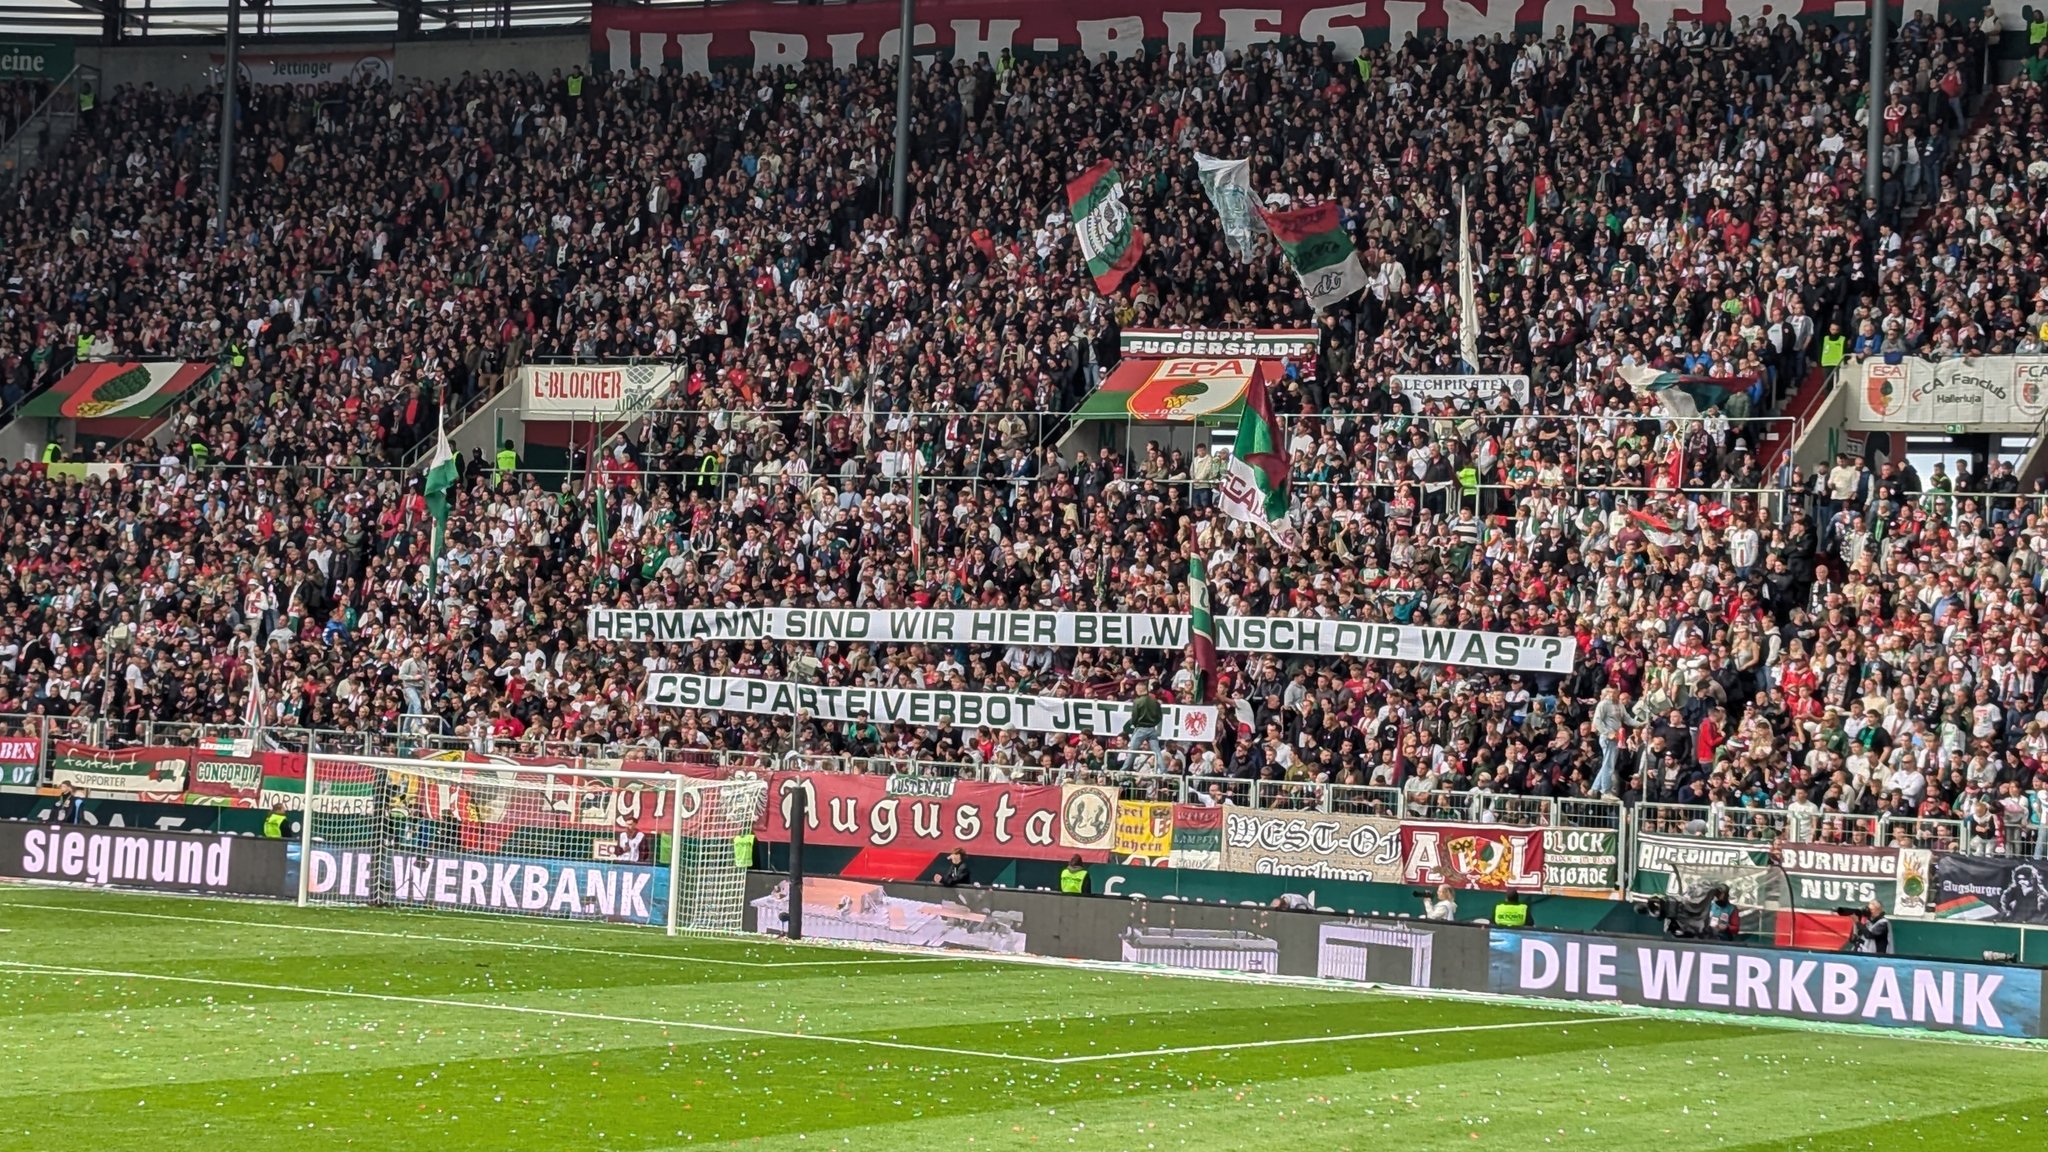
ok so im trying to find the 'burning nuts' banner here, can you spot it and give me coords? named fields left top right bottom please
left=1219, top=804, right=1402, bottom=882
left=758, top=772, right=1106, bottom=863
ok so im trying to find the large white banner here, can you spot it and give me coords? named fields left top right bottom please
left=595, top=608, right=1575, bottom=674
left=211, top=51, right=394, bottom=87
left=520, top=363, right=687, bottom=419
left=645, top=674, right=1221, bottom=741
left=1851, top=356, right=2048, bottom=431
left=1390, top=374, right=1530, bottom=407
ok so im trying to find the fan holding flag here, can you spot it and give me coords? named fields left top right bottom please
left=1216, top=366, right=1299, bottom=549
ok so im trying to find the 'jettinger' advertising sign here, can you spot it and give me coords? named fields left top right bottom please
left=1219, top=805, right=1402, bottom=882
left=646, top=673, right=1220, bottom=742
left=1490, top=930, right=2045, bottom=1040
left=597, top=608, right=1574, bottom=675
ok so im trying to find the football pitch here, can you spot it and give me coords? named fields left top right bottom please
left=0, top=889, right=2043, bottom=1151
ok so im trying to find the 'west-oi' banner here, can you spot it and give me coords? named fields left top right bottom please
left=646, top=673, right=1220, bottom=742
left=594, top=607, right=1574, bottom=675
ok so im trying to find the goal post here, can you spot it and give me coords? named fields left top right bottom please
left=293, top=753, right=768, bottom=935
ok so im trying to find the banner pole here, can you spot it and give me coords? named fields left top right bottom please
left=787, top=788, right=807, bottom=942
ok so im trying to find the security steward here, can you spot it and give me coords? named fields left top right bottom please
left=262, top=802, right=289, bottom=838
left=1492, top=890, right=1529, bottom=928
left=1058, top=854, right=1091, bottom=895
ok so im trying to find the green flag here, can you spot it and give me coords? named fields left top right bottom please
left=1255, top=199, right=1366, bottom=311
left=422, top=417, right=458, bottom=594
left=1187, top=555, right=1218, bottom=704
left=1217, top=369, right=1297, bottom=548
left=1065, top=161, right=1144, bottom=295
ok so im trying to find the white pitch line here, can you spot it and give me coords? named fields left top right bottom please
left=0, top=899, right=958, bottom=970
left=0, top=960, right=1060, bottom=1065
left=1044, top=1015, right=1619, bottom=1064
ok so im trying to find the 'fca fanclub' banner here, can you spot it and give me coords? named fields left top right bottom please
left=595, top=0, right=1869, bottom=76
left=647, top=673, right=1220, bottom=742
left=597, top=607, right=1574, bottom=675
left=1492, top=930, right=2045, bottom=1040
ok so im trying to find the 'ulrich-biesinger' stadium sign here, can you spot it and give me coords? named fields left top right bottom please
left=595, top=608, right=1576, bottom=675
left=646, top=673, right=1220, bottom=742
left=594, top=0, right=1862, bottom=76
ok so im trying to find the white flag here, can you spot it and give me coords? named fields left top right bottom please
left=1457, top=192, right=1481, bottom=372
left=1194, top=152, right=1258, bottom=263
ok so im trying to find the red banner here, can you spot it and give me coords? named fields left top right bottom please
left=1399, top=821, right=1546, bottom=892
left=757, top=772, right=1101, bottom=862
left=593, top=0, right=1844, bottom=75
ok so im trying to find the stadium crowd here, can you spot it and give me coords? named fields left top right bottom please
left=0, top=14, right=2045, bottom=857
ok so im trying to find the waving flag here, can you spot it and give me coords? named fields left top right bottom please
left=422, top=414, right=459, bottom=596
left=1457, top=192, right=1481, bottom=371
left=1194, top=152, right=1258, bottom=263
left=1257, top=199, right=1366, bottom=312
left=1066, top=161, right=1144, bottom=295
left=1186, top=555, right=1219, bottom=704
left=1619, top=365, right=1755, bottom=418
left=1217, top=368, right=1297, bottom=548
left=1627, top=509, right=1688, bottom=552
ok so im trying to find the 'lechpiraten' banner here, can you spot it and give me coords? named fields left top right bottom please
left=1631, top=834, right=1906, bottom=913
left=520, top=363, right=687, bottom=419
left=596, top=608, right=1575, bottom=675
left=646, top=673, right=1221, bottom=742
left=1929, top=853, right=2048, bottom=926
left=1113, top=801, right=1176, bottom=863
left=1169, top=804, right=1221, bottom=870
left=759, top=772, right=1107, bottom=862
left=47, top=742, right=188, bottom=798
left=594, top=0, right=1861, bottom=77
left=1390, top=374, right=1532, bottom=408
left=1398, top=822, right=1547, bottom=891
left=1219, top=804, right=1402, bottom=882
left=1851, top=356, right=2048, bottom=431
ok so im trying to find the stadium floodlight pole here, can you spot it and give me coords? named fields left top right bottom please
left=1865, top=1, right=1886, bottom=207
left=889, top=0, right=914, bottom=226
left=217, top=0, right=239, bottom=243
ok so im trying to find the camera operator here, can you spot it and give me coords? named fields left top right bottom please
left=1418, top=884, right=1458, bottom=921
left=1846, top=900, right=1893, bottom=955
left=1705, top=886, right=1741, bottom=940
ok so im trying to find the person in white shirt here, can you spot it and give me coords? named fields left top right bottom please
left=1421, top=884, right=1459, bottom=921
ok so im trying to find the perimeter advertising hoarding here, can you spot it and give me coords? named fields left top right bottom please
left=742, top=873, right=1490, bottom=992
left=298, top=846, right=667, bottom=926
left=0, top=823, right=290, bottom=899
left=1491, top=930, right=2045, bottom=1040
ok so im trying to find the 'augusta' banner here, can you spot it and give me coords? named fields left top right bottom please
left=593, top=607, right=1575, bottom=674
left=647, top=673, right=1220, bottom=742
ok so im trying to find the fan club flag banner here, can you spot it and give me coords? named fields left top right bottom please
left=1217, top=369, right=1298, bottom=546
left=1193, top=153, right=1258, bottom=262
left=1630, top=834, right=1910, bottom=913
left=646, top=673, right=1220, bottom=742
left=593, top=0, right=1854, bottom=76
left=1491, top=930, right=2044, bottom=1040
left=1118, top=329, right=1318, bottom=359
left=519, top=363, right=686, bottom=418
left=1852, top=356, right=2048, bottom=431
left=1390, top=374, right=1531, bottom=408
left=1169, top=803, right=1222, bottom=870
left=594, top=607, right=1577, bottom=675
left=1066, top=162, right=1144, bottom=295
left=1113, top=801, right=1177, bottom=863
left=1398, top=822, right=1547, bottom=891
left=1257, top=200, right=1366, bottom=312
left=1928, top=853, right=2048, bottom=926
left=0, top=738, right=37, bottom=790
left=47, top=742, right=188, bottom=798
left=1219, top=805, right=1403, bottom=882
left=760, top=772, right=1110, bottom=862
left=20, top=361, right=218, bottom=421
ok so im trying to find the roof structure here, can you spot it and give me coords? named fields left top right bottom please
left=0, top=0, right=707, bottom=42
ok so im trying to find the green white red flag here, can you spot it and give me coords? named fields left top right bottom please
left=1217, top=368, right=1298, bottom=548
left=1256, top=199, right=1366, bottom=311
left=1065, top=161, right=1144, bottom=295
left=1187, top=555, right=1219, bottom=704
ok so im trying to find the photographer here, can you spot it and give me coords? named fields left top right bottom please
left=1418, top=884, right=1458, bottom=921
left=1847, top=900, right=1893, bottom=955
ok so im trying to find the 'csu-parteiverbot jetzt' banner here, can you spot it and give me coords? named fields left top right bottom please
left=593, top=608, right=1574, bottom=675
left=647, top=673, right=1220, bottom=742
left=593, top=0, right=1862, bottom=76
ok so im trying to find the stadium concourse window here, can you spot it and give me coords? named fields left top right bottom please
left=0, top=13, right=2042, bottom=862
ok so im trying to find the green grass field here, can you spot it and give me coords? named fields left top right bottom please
left=0, top=887, right=2043, bottom=1151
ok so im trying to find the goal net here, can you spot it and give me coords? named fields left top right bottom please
left=293, top=754, right=769, bottom=935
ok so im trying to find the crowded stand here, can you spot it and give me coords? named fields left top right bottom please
left=0, top=13, right=2044, bottom=866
